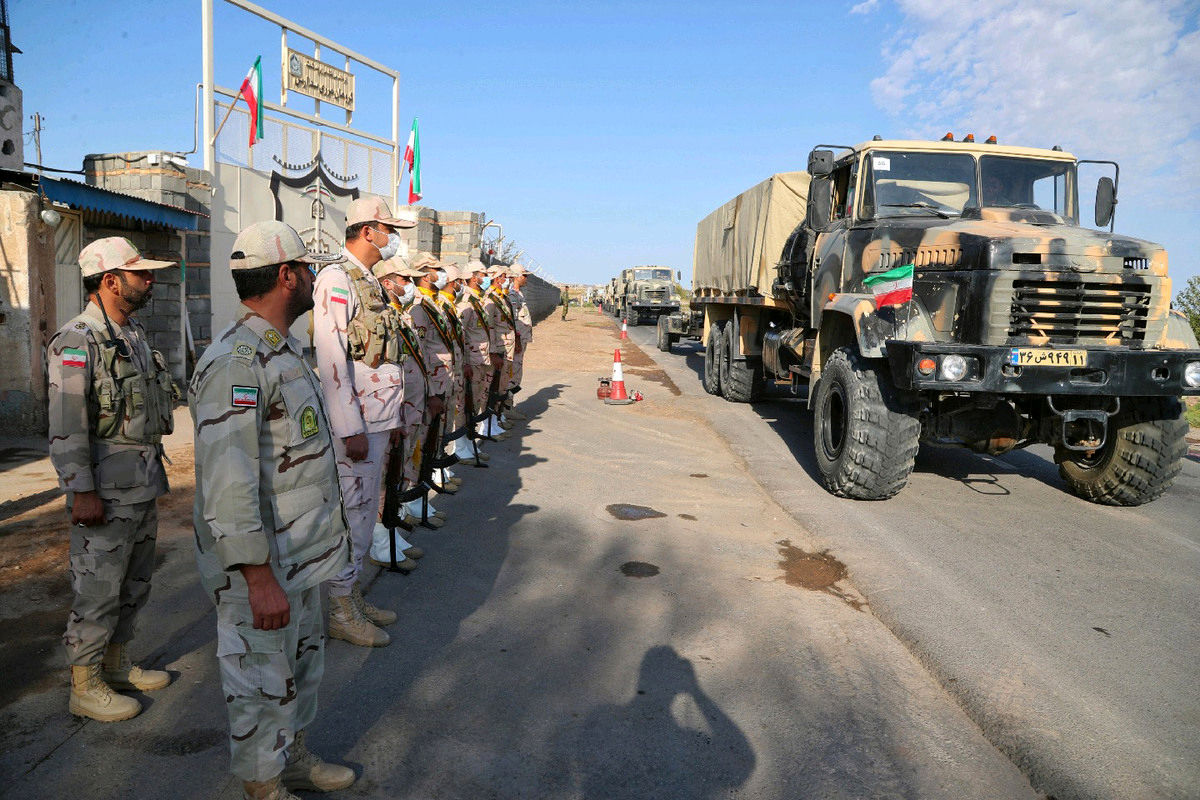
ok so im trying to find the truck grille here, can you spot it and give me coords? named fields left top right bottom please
left=1007, top=279, right=1152, bottom=344
left=643, top=289, right=667, bottom=300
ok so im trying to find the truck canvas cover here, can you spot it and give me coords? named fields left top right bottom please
left=692, top=171, right=810, bottom=294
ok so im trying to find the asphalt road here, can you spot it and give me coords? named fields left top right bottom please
left=626, top=318, right=1200, bottom=800
left=1, top=315, right=1038, bottom=800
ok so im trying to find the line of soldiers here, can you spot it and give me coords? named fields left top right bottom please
left=45, top=196, right=536, bottom=800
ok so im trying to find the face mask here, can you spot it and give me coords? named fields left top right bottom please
left=433, top=269, right=449, bottom=290
left=454, top=285, right=465, bottom=300
left=399, top=282, right=416, bottom=304
left=371, top=227, right=401, bottom=260
left=480, top=277, right=492, bottom=291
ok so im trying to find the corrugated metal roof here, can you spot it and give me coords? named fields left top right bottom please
left=35, top=174, right=206, bottom=231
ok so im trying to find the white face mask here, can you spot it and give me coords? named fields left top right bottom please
left=371, top=227, right=401, bottom=261
left=433, top=269, right=449, bottom=290
left=399, top=281, right=416, bottom=304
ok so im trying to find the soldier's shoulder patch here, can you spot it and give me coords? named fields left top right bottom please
left=231, top=385, right=259, bottom=407
left=74, top=321, right=88, bottom=330
left=263, top=329, right=283, bottom=347
left=299, top=406, right=319, bottom=438
left=61, top=347, right=87, bottom=368
left=233, top=342, right=255, bottom=359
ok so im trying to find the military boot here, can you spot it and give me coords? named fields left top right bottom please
left=351, top=584, right=397, bottom=626
left=505, top=408, right=528, bottom=421
left=327, top=593, right=390, bottom=647
left=280, top=729, right=356, bottom=792
left=69, top=663, right=141, bottom=722
left=102, top=642, right=170, bottom=691
left=243, top=776, right=301, bottom=800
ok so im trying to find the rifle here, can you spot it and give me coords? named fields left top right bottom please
left=478, top=362, right=505, bottom=441
left=379, top=433, right=414, bottom=572
left=449, top=369, right=488, bottom=468
left=414, top=405, right=461, bottom=526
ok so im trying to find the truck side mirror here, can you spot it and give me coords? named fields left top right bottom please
left=807, top=177, right=833, bottom=230
left=808, top=150, right=834, bottom=177
left=1095, top=177, right=1116, bottom=227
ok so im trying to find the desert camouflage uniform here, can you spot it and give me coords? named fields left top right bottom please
left=511, top=287, right=534, bottom=392
left=190, top=305, right=350, bottom=782
left=486, top=285, right=519, bottom=392
left=437, top=288, right=468, bottom=434
left=312, top=252, right=405, bottom=595
left=47, top=302, right=174, bottom=666
left=392, top=299, right=429, bottom=490
left=457, top=286, right=493, bottom=421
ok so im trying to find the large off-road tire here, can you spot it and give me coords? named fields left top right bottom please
left=656, top=315, right=672, bottom=352
left=720, top=321, right=764, bottom=403
left=702, top=322, right=724, bottom=395
left=1056, top=397, right=1188, bottom=506
left=812, top=346, right=921, bottom=500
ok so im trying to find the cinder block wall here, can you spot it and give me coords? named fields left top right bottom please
left=0, top=191, right=56, bottom=435
left=399, top=206, right=483, bottom=265
left=523, top=275, right=562, bottom=323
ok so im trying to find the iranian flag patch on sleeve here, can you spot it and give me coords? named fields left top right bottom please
left=61, top=347, right=87, bottom=368
left=231, top=386, right=259, bottom=407
left=330, top=287, right=349, bottom=305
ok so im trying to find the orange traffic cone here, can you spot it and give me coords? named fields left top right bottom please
left=620, top=318, right=628, bottom=340
left=605, top=349, right=633, bottom=405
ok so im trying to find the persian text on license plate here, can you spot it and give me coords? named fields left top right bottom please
left=1009, top=348, right=1088, bottom=367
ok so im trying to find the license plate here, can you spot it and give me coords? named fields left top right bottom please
left=1009, top=348, right=1088, bottom=367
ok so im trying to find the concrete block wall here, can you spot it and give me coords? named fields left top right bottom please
left=0, top=190, right=56, bottom=435
left=399, top=206, right=483, bottom=265
left=523, top=275, right=562, bottom=324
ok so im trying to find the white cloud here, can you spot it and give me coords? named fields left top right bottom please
left=869, top=1, right=1200, bottom=204
left=850, top=0, right=880, bottom=14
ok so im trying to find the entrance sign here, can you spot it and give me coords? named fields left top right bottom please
left=285, top=48, right=355, bottom=111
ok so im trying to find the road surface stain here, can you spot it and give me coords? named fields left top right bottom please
left=678, top=513, right=697, bottom=521
left=606, top=504, right=667, bottom=521
left=689, top=473, right=709, bottom=478
left=775, top=539, right=865, bottom=612
left=620, top=561, right=660, bottom=578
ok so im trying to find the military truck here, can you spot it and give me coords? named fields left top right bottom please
left=611, top=266, right=681, bottom=325
left=683, top=136, right=1200, bottom=504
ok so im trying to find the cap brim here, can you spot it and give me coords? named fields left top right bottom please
left=296, top=251, right=347, bottom=265
left=380, top=216, right=418, bottom=229
left=133, top=257, right=176, bottom=270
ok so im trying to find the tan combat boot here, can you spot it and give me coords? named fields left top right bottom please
left=243, top=776, right=301, bottom=800
left=102, top=642, right=170, bottom=691
left=280, top=729, right=356, bottom=792
left=327, top=593, right=390, bottom=647
left=351, top=583, right=397, bottom=626
left=69, top=663, right=141, bottom=722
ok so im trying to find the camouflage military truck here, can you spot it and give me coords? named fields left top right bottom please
left=689, top=136, right=1200, bottom=504
left=612, top=266, right=681, bottom=325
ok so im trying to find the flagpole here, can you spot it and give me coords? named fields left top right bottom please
left=211, top=100, right=238, bottom=146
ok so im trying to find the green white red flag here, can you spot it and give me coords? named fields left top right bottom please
left=403, top=117, right=422, bottom=204
left=863, top=263, right=914, bottom=308
left=239, top=56, right=264, bottom=147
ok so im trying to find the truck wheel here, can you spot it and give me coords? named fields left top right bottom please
left=1057, top=397, right=1188, bottom=506
left=721, top=323, right=764, bottom=403
left=702, top=323, right=724, bottom=395
left=656, top=315, right=672, bottom=352
left=812, top=347, right=920, bottom=500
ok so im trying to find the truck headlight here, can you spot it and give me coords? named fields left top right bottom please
left=1185, top=361, right=1200, bottom=388
left=939, top=354, right=969, bottom=382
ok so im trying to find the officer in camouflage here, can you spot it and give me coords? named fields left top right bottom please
left=456, top=260, right=497, bottom=461
left=47, top=236, right=177, bottom=723
left=190, top=221, right=355, bottom=800
left=312, top=196, right=416, bottom=646
left=506, top=264, right=533, bottom=422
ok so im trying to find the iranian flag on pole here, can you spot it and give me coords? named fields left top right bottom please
left=863, top=263, right=914, bottom=308
left=239, top=56, right=264, bottom=147
left=403, top=118, right=422, bottom=203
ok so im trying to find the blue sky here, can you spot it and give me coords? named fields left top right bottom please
left=11, top=0, right=1200, bottom=290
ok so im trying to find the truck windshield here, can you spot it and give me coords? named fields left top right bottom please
left=633, top=269, right=672, bottom=280
left=979, top=155, right=1076, bottom=221
left=862, top=151, right=978, bottom=218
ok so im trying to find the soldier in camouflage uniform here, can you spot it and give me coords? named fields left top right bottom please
left=506, top=265, right=534, bottom=422
left=456, top=260, right=497, bottom=460
left=312, top=196, right=416, bottom=646
left=190, top=221, right=356, bottom=800
left=484, top=266, right=519, bottom=435
left=435, top=262, right=468, bottom=487
left=47, top=236, right=177, bottom=723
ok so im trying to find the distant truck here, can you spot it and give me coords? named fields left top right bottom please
left=607, top=266, right=681, bottom=325
left=662, top=136, right=1200, bottom=504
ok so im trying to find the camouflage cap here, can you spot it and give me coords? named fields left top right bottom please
left=507, top=264, right=528, bottom=277
left=440, top=263, right=465, bottom=282
left=466, top=259, right=488, bottom=275
left=409, top=252, right=440, bottom=270
left=372, top=255, right=425, bottom=279
left=79, top=237, right=175, bottom=278
left=346, top=196, right=417, bottom=229
left=230, top=221, right=346, bottom=270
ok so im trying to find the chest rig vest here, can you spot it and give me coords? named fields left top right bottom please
left=78, top=314, right=179, bottom=445
left=344, top=266, right=403, bottom=368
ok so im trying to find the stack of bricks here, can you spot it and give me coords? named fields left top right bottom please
left=399, top=206, right=484, bottom=266
left=83, top=151, right=214, bottom=379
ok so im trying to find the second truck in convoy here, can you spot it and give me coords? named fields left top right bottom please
left=603, top=266, right=681, bottom=325
left=659, top=135, right=1200, bottom=504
